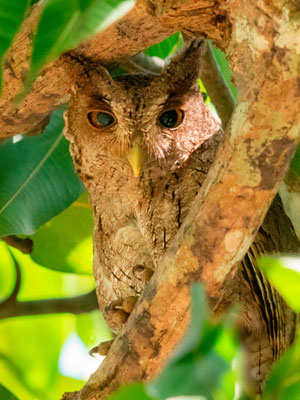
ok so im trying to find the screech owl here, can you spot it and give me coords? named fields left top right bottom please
left=64, top=40, right=222, bottom=328
left=64, top=40, right=298, bottom=393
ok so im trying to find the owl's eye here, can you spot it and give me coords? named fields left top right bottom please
left=88, top=111, right=116, bottom=129
left=158, top=109, right=184, bottom=129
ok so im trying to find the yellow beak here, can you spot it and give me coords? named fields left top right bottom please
left=127, top=144, right=145, bottom=177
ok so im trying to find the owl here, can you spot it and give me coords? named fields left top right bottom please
left=64, top=40, right=298, bottom=393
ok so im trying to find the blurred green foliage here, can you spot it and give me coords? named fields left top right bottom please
left=0, top=2, right=299, bottom=400
left=258, top=256, right=300, bottom=312
left=31, top=191, right=93, bottom=275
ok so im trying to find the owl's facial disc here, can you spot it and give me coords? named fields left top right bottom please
left=86, top=100, right=185, bottom=177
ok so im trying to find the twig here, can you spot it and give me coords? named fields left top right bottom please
left=0, top=252, right=99, bottom=319
left=0, top=254, right=21, bottom=308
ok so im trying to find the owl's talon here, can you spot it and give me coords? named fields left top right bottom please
left=106, top=296, right=139, bottom=327
left=122, top=296, right=138, bottom=313
left=111, top=308, right=128, bottom=325
left=132, top=264, right=154, bottom=281
left=89, top=339, right=114, bottom=356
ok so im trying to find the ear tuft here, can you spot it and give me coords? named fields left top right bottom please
left=150, top=38, right=207, bottom=96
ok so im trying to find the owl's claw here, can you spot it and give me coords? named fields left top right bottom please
left=89, top=339, right=114, bottom=356
left=106, top=296, right=139, bottom=328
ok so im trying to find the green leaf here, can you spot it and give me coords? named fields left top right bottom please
left=0, top=109, right=84, bottom=236
left=290, top=144, right=300, bottom=176
left=263, top=337, right=300, bottom=400
left=209, top=42, right=238, bottom=101
left=148, top=284, right=228, bottom=400
left=109, top=384, right=155, bottom=400
left=30, top=191, right=93, bottom=274
left=0, top=384, right=19, bottom=400
left=257, top=256, right=300, bottom=312
left=144, top=32, right=182, bottom=59
left=29, top=0, right=135, bottom=81
left=0, top=0, right=29, bottom=91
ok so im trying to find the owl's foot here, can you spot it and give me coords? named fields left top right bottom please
left=106, top=296, right=139, bottom=326
left=89, top=339, right=114, bottom=356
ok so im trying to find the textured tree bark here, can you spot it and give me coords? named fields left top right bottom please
left=1, top=0, right=299, bottom=399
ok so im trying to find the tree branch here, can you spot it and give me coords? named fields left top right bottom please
left=0, top=251, right=99, bottom=319
left=0, top=290, right=99, bottom=320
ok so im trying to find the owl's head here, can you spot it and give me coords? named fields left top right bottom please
left=64, top=40, right=221, bottom=179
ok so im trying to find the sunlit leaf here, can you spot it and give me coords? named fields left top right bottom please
left=209, top=42, right=238, bottom=101
left=144, top=32, right=182, bottom=59
left=257, top=256, right=300, bottom=312
left=0, top=109, right=84, bottom=236
left=0, top=0, right=29, bottom=91
left=290, top=144, right=300, bottom=176
left=0, top=246, right=95, bottom=399
left=30, top=191, right=93, bottom=275
left=76, top=311, right=112, bottom=348
left=0, top=383, right=19, bottom=400
left=29, top=0, right=135, bottom=81
left=109, top=383, right=155, bottom=400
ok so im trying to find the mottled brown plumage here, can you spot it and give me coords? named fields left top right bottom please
left=64, top=40, right=298, bottom=394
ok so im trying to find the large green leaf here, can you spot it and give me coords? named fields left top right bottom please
left=0, top=0, right=29, bottom=91
left=0, top=384, right=19, bottom=400
left=0, top=109, right=84, bottom=236
left=30, top=191, right=93, bottom=275
left=28, top=0, right=135, bottom=81
left=257, top=256, right=300, bottom=312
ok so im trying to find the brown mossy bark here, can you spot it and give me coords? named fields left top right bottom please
left=0, top=0, right=299, bottom=399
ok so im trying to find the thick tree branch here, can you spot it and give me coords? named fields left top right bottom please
left=61, top=1, right=300, bottom=399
